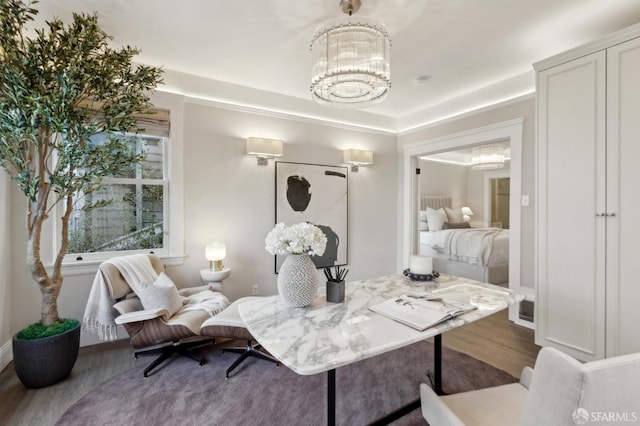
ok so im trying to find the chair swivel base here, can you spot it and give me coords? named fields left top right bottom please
left=223, top=340, right=280, bottom=378
left=135, top=338, right=214, bottom=377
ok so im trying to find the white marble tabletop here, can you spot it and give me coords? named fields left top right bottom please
left=238, top=274, right=524, bottom=376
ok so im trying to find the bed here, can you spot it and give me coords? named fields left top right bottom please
left=418, top=196, right=509, bottom=285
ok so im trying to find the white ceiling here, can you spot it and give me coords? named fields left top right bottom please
left=33, top=0, right=640, bottom=132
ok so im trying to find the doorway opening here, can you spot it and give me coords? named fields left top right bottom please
left=401, top=118, right=530, bottom=328
left=490, top=177, right=510, bottom=229
left=483, top=170, right=511, bottom=229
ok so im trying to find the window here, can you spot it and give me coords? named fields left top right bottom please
left=53, top=94, right=184, bottom=274
left=66, top=133, right=169, bottom=259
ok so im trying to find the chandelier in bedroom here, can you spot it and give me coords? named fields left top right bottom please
left=470, top=144, right=506, bottom=170
left=310, top=0, right=391, bottom=109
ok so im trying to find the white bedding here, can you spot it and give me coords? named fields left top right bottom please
left=419, top=228, right=509, bottom=267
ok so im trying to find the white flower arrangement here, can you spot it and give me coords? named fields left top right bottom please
left=265, top=222, right=327, bottom=257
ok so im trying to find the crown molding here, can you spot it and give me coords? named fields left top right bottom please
left=158, top=68, right=397, bottom=135
left=534, top=22, right=640, bottom=71
left=157, top=67, right=538, bottom=137
left=180, top=94, right=397, bottom=135
left=398, top=92, right=535, bottom=136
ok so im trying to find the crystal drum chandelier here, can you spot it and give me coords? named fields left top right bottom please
left=310, top=0, right=391, bottom=109
left=470, top=144, right=506, bottom=170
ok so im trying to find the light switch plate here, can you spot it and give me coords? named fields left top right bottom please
left=522, top=195, right=530, bottom=207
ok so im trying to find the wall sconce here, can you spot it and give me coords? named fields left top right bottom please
left=343, top=149, right=373, bottom=172
left=246, top=137, right=284, bottom=165
left=461, top=206, right=474, bottom=222
left=205, top=241, right=226, bottom=271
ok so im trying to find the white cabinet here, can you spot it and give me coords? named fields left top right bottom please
left=535, top=26, right=640, bottom=361
left=605, top=36, right=640, bottom=357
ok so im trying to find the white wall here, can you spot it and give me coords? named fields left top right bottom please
left=5, top=95, right=398, bottom=348
left=398, top=97, right=536, bottom=289
left=176, top=102, right=398, bottom=300
left=466, top=168, right=485, bottom=227
left=419, top=160, right=468, bottom=209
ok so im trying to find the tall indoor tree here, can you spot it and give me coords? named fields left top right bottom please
left=0, top=0, right=163, bottom=326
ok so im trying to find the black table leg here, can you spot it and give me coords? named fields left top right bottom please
left=328, top=337, right=445, bottom=425
left=369, top=337, right=446, bottom=425
left=434, top=334, right=443, bottom=394
left=328, top=369, right=336, bottom=426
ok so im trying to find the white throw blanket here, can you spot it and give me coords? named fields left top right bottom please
left=82, top=254, right=158, bottom=341
left=443, top=228, right=505, bottom=268
left=181, top=291, right=229, bottom=317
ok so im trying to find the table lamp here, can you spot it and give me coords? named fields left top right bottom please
left=206, top=241, right=226, bottom=271
left=461, top=206, right=474, bottom=222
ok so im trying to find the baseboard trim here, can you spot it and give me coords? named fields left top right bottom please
left=0, top=339, right=13, bottom=372
left=514, top=317, right=535, bottom=330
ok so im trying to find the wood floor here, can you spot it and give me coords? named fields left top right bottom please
left=0, top=310, right=539, bottom=426
left=437, top=310, right=539, bottom=378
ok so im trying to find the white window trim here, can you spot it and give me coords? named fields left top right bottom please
left=47, top=91, right=186, bottom=276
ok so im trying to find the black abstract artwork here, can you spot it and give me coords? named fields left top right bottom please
left=275, top=162, right=348, bottom=272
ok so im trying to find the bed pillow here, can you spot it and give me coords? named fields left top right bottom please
left=445, top=207, right=464, bottom=223
left=137, top=272, right=185, bottom=316
left=444, top=221, right=471, bottom=229
left=426, top=207, right=447, bottom=231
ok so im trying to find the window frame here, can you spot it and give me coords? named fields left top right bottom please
left=47, top=92, right=186, bottom=276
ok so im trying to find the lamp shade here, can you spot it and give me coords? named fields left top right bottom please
left=343, top=149, right=373, bottom=166
left=205, top=242, right=226, bottom=262
left=461, top=206, right=474, bottom=222
left=246, top=137, right=284, bottom=158
left=461, top=206, right=474, bottom=216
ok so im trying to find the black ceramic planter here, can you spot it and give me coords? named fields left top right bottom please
left=12, top=321, right=81, bottom=388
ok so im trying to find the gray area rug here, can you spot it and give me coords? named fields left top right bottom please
left=56, top=340, right=515, bottom=426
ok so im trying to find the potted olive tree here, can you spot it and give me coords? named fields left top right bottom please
left=0, top=0, right=163, bottom=387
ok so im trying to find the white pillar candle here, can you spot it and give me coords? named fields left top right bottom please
left=410, top=255, right=432, bottom=275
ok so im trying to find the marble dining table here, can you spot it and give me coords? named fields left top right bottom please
left=238, top=274, right=524, bottom=425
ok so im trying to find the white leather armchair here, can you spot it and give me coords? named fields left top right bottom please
left=421, top=346, right=640, bottom=426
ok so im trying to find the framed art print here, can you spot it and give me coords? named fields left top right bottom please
left=275, top=161, right=348, bottom=272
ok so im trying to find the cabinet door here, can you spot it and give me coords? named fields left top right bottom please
left=536, top=51, right=606, bottom=361
left=606, top=36, right=640, bottom=357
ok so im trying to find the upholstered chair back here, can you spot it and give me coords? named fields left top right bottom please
left=99, top=254, right=165, bottom=300
left=522, top=347, right=640, bottom=426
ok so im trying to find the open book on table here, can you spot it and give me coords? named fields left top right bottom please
left=369, top=294, right=476, bottom=331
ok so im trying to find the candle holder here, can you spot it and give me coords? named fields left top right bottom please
left=402, top=269, right=440, bottom=282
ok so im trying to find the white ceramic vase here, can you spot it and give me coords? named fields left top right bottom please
left=278, top=254, right=318, bottom=307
